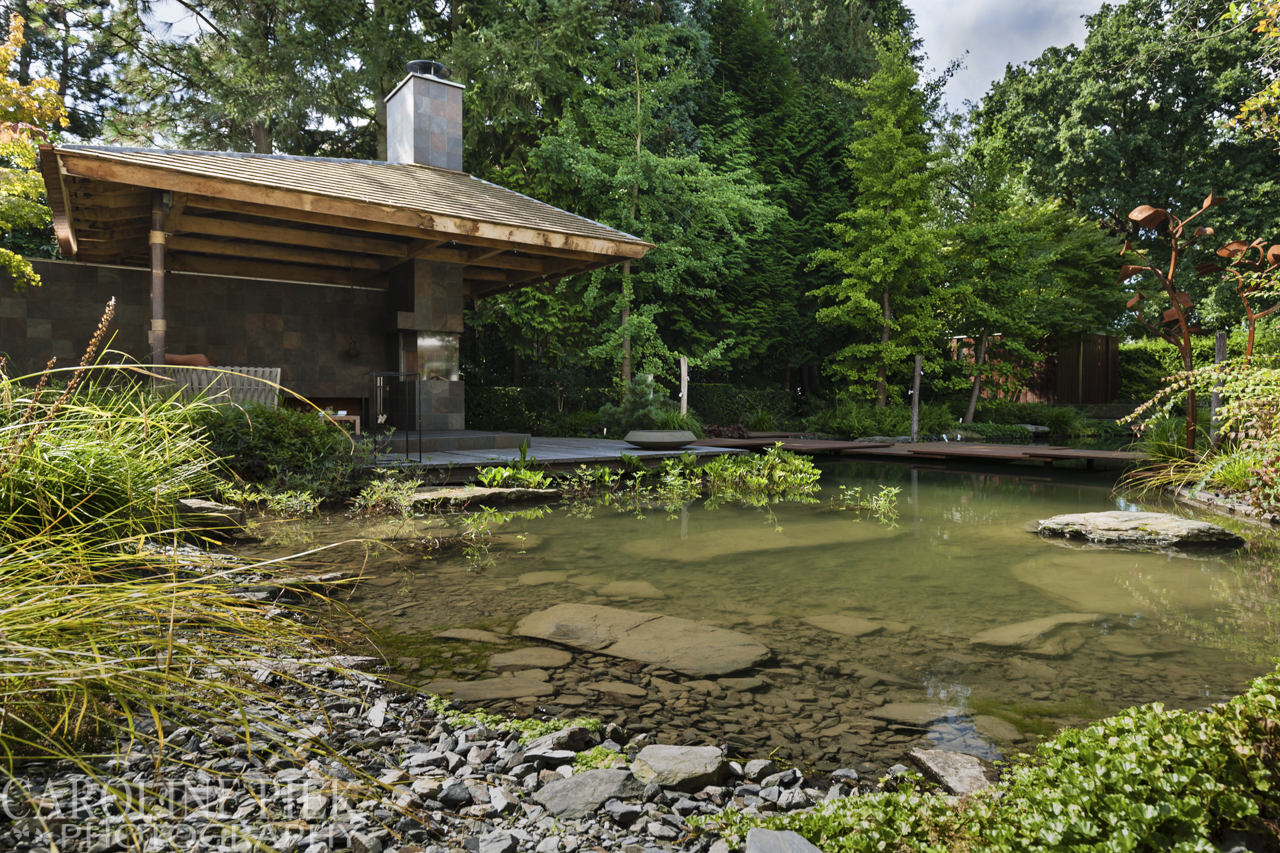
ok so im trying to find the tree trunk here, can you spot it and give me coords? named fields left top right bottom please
left=876, top=286, right=890, bottom=407
left=251, top=121, right=272, bottom=154
left=513, top=351, right=522, bottom=385
left=963, top=330, right=989, bottom=424
left=621, top=260, right=632, bottom=386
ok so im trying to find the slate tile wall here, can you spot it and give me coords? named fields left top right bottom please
left=0, top=260, right=389, bottom=400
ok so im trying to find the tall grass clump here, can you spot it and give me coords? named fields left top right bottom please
left=0, top=302, right=354, bottom=783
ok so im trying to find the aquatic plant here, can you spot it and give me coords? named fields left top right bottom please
left=351, top=469, right=422, bottom=518
left=475, top=465, right=553, bottom=489
left=829, top=484, right=901, bottom=522
left=700, top=443, right=822, bottom=505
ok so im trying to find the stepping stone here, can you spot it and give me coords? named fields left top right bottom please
left=866, top=703, right=960, bottom=727
left=580, top=681, right=647, bottom=697
left=597, top=581, right=666, bottom=599
left=424, top=676, right=554, bottom=701
left=908, top=748, right=994, bottom=796
left=518, top=571, right=568, bottom=586
left=970, top=613, right=1100, bottom=650
left=803, top=615, right=884, bottom=637
left=516, top=604, right=770, bottom=677
left=490, top=647, right=574, bottom=672
left=1037, top=511, right=1244, bottom=549
left=436, top=628, right=508, bottom=644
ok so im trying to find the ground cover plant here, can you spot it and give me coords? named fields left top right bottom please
left=700, top=662, right=1280, bottom=850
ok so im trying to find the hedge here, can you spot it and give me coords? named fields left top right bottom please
left=686, top=383, right=797, bottom=427
left=466, top=385, right=612, bottom=432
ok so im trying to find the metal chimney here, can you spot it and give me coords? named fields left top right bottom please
left=385, top=60, right=464, bottom=171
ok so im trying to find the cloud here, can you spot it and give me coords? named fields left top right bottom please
left=905, top=0, right=1106, bottom=108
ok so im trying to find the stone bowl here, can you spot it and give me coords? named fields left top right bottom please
left=623, top=430, right=697, bottom=450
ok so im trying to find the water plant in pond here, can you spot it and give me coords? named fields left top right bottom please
left=829, top=484, right=901, bottom=522
left=350, top=469, right=422, bottom=518
left=701, top=443, right=821, bottom=506
left=475, top=465, right=553, bottom=489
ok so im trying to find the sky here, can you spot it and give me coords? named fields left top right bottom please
left=905, top=0, right=1108, bottom=109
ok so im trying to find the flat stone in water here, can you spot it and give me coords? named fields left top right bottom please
left=802, top=615, right=884, bottom=637
left=424, top=676, right=555, bottom=701
left=518, top=571, right=569, bottom=586
left=972, top=715, right=1022, bottom=743
left=866, top=703, right=960, bottom=727
left=516, top=604, right=770, bottom=677
left=719, top=676, right=765, bottom=692
left=436, top=628, right=508, bottom=644
left=490, top=647, right=574, bottom=672
left=1037, top=511, right=1244, bottom=549
left=1099, top=634, right=1171, bottom=657
left=969, top=613, right=1100, bottom=650
left=580, top=680, right=647, bottom=697
left=597, top=580, right=666, bottom=599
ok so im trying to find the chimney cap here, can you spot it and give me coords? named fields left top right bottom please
left=406, top=59, right=450, bottom=79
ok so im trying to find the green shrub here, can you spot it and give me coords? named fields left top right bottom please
left=467, top=386, right=612, bottom=432
left=475, top=466, right=553, bottom=489
left=195, top=404, right=378, bottom=503
left=703, top=662, right=1280, bottom=850
left=541, top=409, right=602, bottom=437
left=597, top=375, right=680, bottom=435
left=700, top=444, right=821, bottom=505
left=960, top=422, right=1033, bottom=442
left=687, top=383, right=795, bottom=426
left=805, top=397, right=956, bottom=438
left=351, top=469, right=422, bottom=517
left=656, top=408, right=706, bottom=436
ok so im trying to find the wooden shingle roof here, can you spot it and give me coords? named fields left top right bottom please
left=39, top=145, right=651, bottom=295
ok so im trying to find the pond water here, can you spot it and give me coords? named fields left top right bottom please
left=239, top=463, right=1280, bottom=774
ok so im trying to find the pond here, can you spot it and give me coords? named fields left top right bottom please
left=239, top=462, right=1280, bottom=775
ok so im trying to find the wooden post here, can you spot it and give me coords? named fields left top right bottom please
left=679, top=356, right=688, bottom=416
left=910, top=355, right=922, bottom=443
left=149, top=190, right=167, bottom=387
left=621, top=260, right=631, bottom=386
left=1210, top=330, right=1227, bottom=444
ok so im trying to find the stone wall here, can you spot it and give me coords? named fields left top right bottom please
left=0, top=259, right=390, bottom=400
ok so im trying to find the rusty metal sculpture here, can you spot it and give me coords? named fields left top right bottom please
left=1195, top=239, right=1280, bottom=364
left=1118, top=194, right=1221, bottom=452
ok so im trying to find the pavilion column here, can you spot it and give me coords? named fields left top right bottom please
left=388, top=258, right=464, bottom=431
left=149, top=189, right=167, bottom=385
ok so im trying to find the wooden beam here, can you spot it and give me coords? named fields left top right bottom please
left=76, top=225, right=151, bottom=243
left=167, top=235, right=383, bottom=270
left=39, top=145, right=75, bottom=258
left=461, top=267, right=508, bottom=282
left=377, top=238, right=449, bottom=272
left=167, top=253, right=388, bottom=288
left=65, top=179, right=143, bottom=195
left=170, top=214, right=407, bottom=257
left=69, top=190, right=151, bottom=208
left=71, top=204, right=152, bottom=223
left=164, top=192, right=188, bottom=231
left=56, top=153, right=651, bottom=259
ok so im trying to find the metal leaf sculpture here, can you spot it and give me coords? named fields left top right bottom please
left=1197, top=235, right=1280, bottom=364
left=1121, top=196, right=1223, bottom=452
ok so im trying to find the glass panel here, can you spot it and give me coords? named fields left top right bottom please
left=416, top=332, right=459, bottom=381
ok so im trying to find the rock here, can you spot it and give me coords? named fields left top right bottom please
left=490, top=647, right=574, bottom=672
left=1036, top=511, right=1244, bottom=549
left=866, top=703, right=960, bottom=727
left=743, top=759, right=778, bottom=782
left=908, top=749, right=994, bottom=796
left=802, top=615, right=885, bottom=637
left=854, top=668, right=916, bottom=689
left=972, top=715, right=1022, bottom=743
left=177, top=497, right=246, bottom=526
left=631, top=745, right=726, bottom=792
left=435, top=628, right=508, bottom=644
left=350, top=832, right=384, bottom=853
left=602, top=798, right=642, bottom=826
left=1099, top=634, right=1172, bottom=657
left=580, top=681, right=647, bottom=697
left=744, top=828, right=824, bottom=853
left=533, top=769, right=645, bottom=819
left=424, top=677, right=555, bottom=701
left=831, top=768, right=859, bottom=784
left=516, top=604, right=770, bottom=677
left=718, top=677, right=764, bottom=692
left=439, top=779, right=473, bottom=808
left=518, top=572, right=569, bottom=586
left=597, top=581, right=666, bottom=599
left=970, top=613, right=1100, bottom=650
left=524, top=726, right=598, bottom=752
left=479, top=831, right=519, bottom=853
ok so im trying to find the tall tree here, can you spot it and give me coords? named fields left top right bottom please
left=811, top=35, right=944, bottom=406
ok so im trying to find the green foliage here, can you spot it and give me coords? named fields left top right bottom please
left=263, top=489, right=321, bottom=518
left=464, top=386, right=612, bottom=433
left=959, top=422, right=1034, bottom=442
left=419, top=692, right=601, bottom=743
left=573, top=744, right=626, bottom=770
left=655, top=408, right=707, bottom=437
left=805, top=396, right=956, bottom=438
left=350, top=469, right=421, bottom=518
left=686, top=383, right=795, bottom=428
left=810, top=35, right=945, bottom=404
left=828, top=484, right=900, bottom=522
left=700, top=443, right=821, bottom=505
left=703, top=662, right=1280, bottom=850
left=597, top=375, right=681, bottom=435
left=195, top=404, right=378, bottom=503
left=475, top=466, right=553, bottom=489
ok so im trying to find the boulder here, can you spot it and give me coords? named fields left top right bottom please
left=524, top=726, right=597, bottom=753
left=970, top=613, right=1099, bottom=652
left=490, top=647, right=573, bottom=672
left=516, top=604, right=770, bottom=677
left=630, top=745, right=726, bottom=792
left=802, top=615, right=884, bottom=637
left=1036, top=511, right=1243, bottom=549
left=908, top=749, right=994, bottom=796
left=866, top=703, right=960, bottom=728
left=423, top=677, right=554, bottom=701
left=533, top=770, right=645, bottom=819
left=744, top=829, right=823, bottom=853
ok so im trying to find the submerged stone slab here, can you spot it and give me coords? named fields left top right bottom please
left=518, top=571, right=568, bottom=586
left=969, top=613, right=1100, bottom=650
left=972, top=715, right=1023, bottom=743
left=1037, top=511, right=1244, bottom=549
left=424, top=676, right=555, bottom=701
left=597, top=580, right=666, bottom=599
left=866, top=703, right=960, bottom=727
left=435, top=628, right=508, bottom=644
left=516, top=604, right=770, bottom=677
left=490, top=647, right=574, bottom=672
left=802, top=615, right=885, bottom=637
left=580, top=680, right=647, bottom=697
left=908, top=748, right=994, bottom=796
